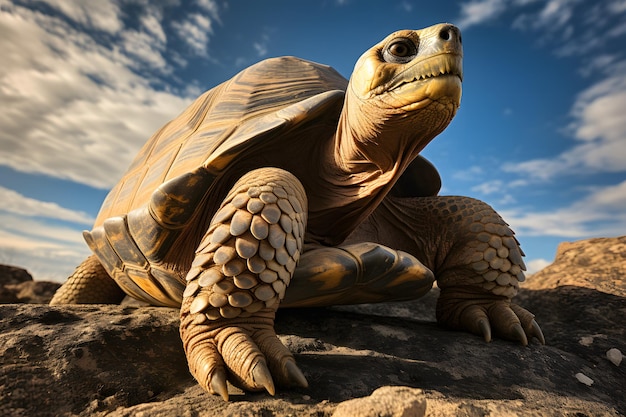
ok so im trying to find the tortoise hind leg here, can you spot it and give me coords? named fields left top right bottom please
left=347, top=195, right=545, bottom=345
left=180, top=167, right=308, bottom=400
left=50, top=254, right=126, bottom=305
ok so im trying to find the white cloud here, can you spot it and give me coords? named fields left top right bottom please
left=504, top=61, right=626, bottom=179
left=36, top=0, right=123, bottom=34
left=452, top=165, right=484, bottom=180
left=456, top=0, right=507, bottom=29
left=121, top=29, right=169, bottom=71
left=172, top=13, right=214, bottom=56
left=512, top=0, right=575, bottom=32
left=525, top=258, right=551, bottom=274
left=500, top=180, right=626, bottom=238
left=197, top=0, right=221, bottom=22
left=253, top=42, right=267, bottom=56
left=0, top=213, right=91, bottom=282
left=571, top=63, right=626, bottom=143
left=253, top=33, right=270, bottom=57
left=458, top=0, right=626, bottom=59
left=0, top=186, right=94, bottom=225
left=579, top=54, right=619, bottom=77
left=471, top=180, right=504, bottom=195
left=0, top=3, right=193, bottom=189
left=511, top=1, right=626, bottom=57
left=0, top=184, right=95, bottom=282
left=141, top=9, right=167, bottom=44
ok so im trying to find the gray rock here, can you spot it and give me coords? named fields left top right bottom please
left=0, top=264, right=60, bottom=304
left=0, top=264, right=33, bottom=285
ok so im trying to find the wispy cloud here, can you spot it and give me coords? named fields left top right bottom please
left=455, top=0, right=508, bottom=29
left=398, top=1, right=413, bottom=12
left=0, top=213, right=90, bottom=281
left=172, top=13, right=214, bottom=56
left=171, top=0, right=221, bottom=57
left=526, top=258, right=551, bottom=274
left=253, top=32, right=271, bottom=57
left=500, top=180, right=626, bottom=238
left=197, top=0, right=221, bottom=20
left=0, top=186, right=94, bottom=225
left=0, top=186, right=95, bottom=280
left=512, top=1, right=626, bottom=57
left=457, top=0, right=626, bottom=61
left=504, top=60, right=626, bottom=179
left=0, top=2, right=198, bottom=189
left=456, top=0, right=626, bottom=193
left=35, top=0, right=123, bottom=33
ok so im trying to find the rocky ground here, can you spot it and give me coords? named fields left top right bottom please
left=1, top=236, right=624, bottom=416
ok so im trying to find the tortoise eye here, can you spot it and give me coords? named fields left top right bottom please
left=389, top=42, right=409, bottom=57
left=383, top=38, right=417, bottom=64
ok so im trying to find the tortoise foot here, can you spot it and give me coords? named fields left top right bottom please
left=461, top=301, right=544, bottom=345
left=180, top=306, right=308, bottom=400
left=437, top=290, right=545, bottom=345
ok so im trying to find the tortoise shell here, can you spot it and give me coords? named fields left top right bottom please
left=83, top=57, right=440, bottom=307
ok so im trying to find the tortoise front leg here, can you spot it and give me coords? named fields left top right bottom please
left=347, top=195, right=545, bottom=345
left=180, top=168, right=308, bottom=401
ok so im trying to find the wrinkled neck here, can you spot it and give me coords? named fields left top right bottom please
left=331, top=92, right=424, bottom=191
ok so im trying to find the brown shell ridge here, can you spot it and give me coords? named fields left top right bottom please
left=84, top=216, right=183, bottom=307
left=83, top=168, right=220, bottom=306
left=94, top=57, right=347, bottom=225
left=204, top=89, right=345, bottom=173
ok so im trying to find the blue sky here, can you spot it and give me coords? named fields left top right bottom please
left=1, top=0, right=625, bottom=281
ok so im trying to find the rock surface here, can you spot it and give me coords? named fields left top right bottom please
left=524, top=236, right=626, bottom=296
left=0, top=264, right=60, bottom=304
left=1, top=236, right=625, bottom=416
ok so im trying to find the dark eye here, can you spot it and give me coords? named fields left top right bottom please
left=389, top=42, right=410, bottom=57
left=382, top=38, right=417, bottom=64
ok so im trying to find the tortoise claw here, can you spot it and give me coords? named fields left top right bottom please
left=210, top=368, right=229, bottom=401
left=440, top=295, right=544, bottom=346
left=285, top=360, right=309, bottom=388
left=478, top=318, right=491, bottom=343
left=252, top=362, right=275, bottom=396
left=512, top=323, right=528, bottom=346
left=511, top=303, right=545, bottom=345
left=530, top=319, right=546, bottom=345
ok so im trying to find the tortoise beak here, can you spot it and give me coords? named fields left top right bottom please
left=379, top=52, right=462, bottom=111
left=386, top=53, right=463, bottom=92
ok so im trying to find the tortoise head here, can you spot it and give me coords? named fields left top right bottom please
left=341, top=23, right=462, bottom=169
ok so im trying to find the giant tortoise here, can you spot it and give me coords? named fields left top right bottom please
left=51, top=23, right=544, bottom=400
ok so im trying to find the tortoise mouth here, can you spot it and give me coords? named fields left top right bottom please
left=376, top=53, right=463, bottom=96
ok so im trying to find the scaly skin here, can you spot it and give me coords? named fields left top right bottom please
left=346, top=194, right=545, bottom=345
left=180, top=167, right=309, bottom=398
left=50, top=254, right=125, bottom=305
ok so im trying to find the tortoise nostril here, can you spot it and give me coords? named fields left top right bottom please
left=439, top=25, right=461, bottom=44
